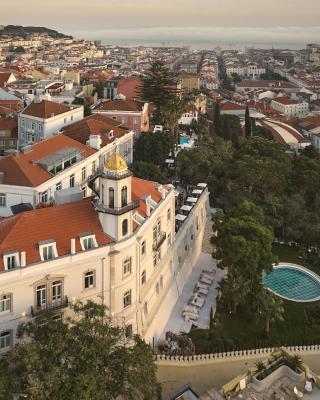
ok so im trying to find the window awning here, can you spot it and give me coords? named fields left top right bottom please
left=175, top=214, right=187, bottom=221
left=180, top=205, right=192, bottom=212
left=186, top=197, right=197, bottom=203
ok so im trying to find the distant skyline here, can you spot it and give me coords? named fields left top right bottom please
left=2, top=0, right=320, bottom=48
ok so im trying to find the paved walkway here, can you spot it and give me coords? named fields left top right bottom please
left=160, top=253, right=225, bottom=336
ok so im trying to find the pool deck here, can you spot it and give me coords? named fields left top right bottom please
left=160, top=252, right=225, bottom=336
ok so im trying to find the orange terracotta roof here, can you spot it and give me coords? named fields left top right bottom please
left=220, top=101, right=246, bottom=111
left=272, top=97, right=298, bottom=105
left=117, top=77, right=142, bottom=100
left=61, top=114, right=128, bottom=146
left=22, top=100, right=74, bottom=119
left=0, top=199, right=113, bottom=270
left=132, top=177, right=162, bottom=203
left=94, top=99, right=144, bottom=112
left=0, top=134, right=96, bottom=187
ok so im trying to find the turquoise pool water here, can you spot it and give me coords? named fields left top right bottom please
left=263, top=266, right=320, bottom=302
left=180, top=137, right=191, bottom=145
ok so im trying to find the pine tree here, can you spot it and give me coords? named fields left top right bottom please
left=222, top=116, right=231, bottom=141
left=245, top=106, right=252, bottom=138
left=231, top=130, right=240, bottom=149
left=137, top=61, right=178, bottom=124
left=213, top=101, right=222, bottom=137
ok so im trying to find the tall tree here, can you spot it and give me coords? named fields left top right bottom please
left=0, top=301, right=160, bottom=400
left=212, top=201, right=276, bottom=292
left=245, top=106, right=252, bottom=138
left=134, top=131, right=174, bottom=166
left=137, top=61, right=178, bottom=124
left=222, top=116, right=231, bottom=141
left=255, top=289, right=284, bottom=337
left=213, top=101, right=222, bottom=137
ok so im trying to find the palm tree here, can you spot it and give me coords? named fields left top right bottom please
left=255, top=289, right=284, bottom=337
left=288, top=354, right=303, bottom=372
left=218, top=270, right=250, bottom=315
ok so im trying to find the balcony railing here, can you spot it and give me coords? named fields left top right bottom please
left=92, top=198, right=139, bottom=215
left=152, top=232, right=167, bottom=251
left=30, top=296, right=69, bottom=317
left=101, top=170, right=133, bottom=180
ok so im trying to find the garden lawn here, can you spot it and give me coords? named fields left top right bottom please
left=190, top=300, right=320, bottom=354
left=189, top=244, right=320, bottom=354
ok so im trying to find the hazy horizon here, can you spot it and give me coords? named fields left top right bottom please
left=2, top=0, right=319, bottom=48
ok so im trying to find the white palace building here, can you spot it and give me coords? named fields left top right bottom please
left=0, top=153, right=209, bottom=352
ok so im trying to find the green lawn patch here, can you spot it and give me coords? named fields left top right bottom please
left=189, top=244, right=320, bottom=354
left=190, top=299, right=320, bottom=354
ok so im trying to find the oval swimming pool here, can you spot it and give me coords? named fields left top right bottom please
left=263, top=264, right=320, bottom=302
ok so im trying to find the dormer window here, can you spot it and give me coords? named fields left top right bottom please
left=39, top=240, right=58, bottom=262
left=3, top=252, right=20, bottom=271
left=80, top=233, right=97, bottom=251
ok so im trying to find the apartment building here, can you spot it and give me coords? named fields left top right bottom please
left=18, top=99, right=84, bottom=146
left=271, top=98, right=309, bottom=118
left=92, top=99, right=149, bottom=134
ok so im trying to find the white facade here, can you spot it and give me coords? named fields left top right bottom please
left=0, top=132, right=134, bottom=217
left=0, top=159, right=209, bottom=352
left=271, top=99, right=309, bottom=118
left=178, top=110, right=198, bottom=125
left=18, top=105, right=84, bottom=146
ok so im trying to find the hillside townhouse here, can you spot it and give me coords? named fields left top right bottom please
left=92, top=99, right=149, bottom=134
left=271, top=97, right=309, bottom=118
left=18, top=99, right=84, bottom=146
left=0, top=125, right=134, bottom=217
left=0, top=153, right=209, bottom=351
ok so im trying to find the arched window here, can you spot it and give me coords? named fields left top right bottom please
left=121, top=186, right=127, bottom=207
left=109, top=188, right=114, bottom=208
left=122, top=219, right=128, bottom=236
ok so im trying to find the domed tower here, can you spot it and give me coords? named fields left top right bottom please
left=97, top=153, right=137, bottom=241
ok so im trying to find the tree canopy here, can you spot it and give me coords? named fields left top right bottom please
left=0, top=301, right=160, bottom=400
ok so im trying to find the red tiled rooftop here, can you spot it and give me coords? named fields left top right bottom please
left=22, top=100, right=74, bottom=119
left=272, top=97, right=298, bottom=105
left=94, top=99, right=144, bottom=112
left=0, top=199, right=113, bottom=270
left=0, top=134, right=96, bottom=187
left=61, top=114, right=128, bottom=146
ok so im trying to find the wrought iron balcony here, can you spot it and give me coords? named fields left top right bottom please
left=92, top=198, right=139, bottom=215
left=152, top=232, right=167, bottom=251
left=30, top=296, right=69, bottom=317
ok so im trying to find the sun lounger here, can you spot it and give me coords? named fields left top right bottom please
left=202, top=273, right=214, bottom=281
left=196, top=287, right=208, bottom=295
left=196, top=282, right=209, bottom=290
left=183, top=312, right=198, bottom=321
left=183, top=305, right=198, bottom=314
left=190, top=296, right=205, bottom=308
left=200, top=277, right=212, bottom=285
left=203, top=268, right=215, bottom=275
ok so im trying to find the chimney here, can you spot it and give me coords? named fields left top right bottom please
left=71, top=239, right=76, bottom=255
left=88, top=134, right=102, bottom=150
left=20, top=251, right=26, bottom=267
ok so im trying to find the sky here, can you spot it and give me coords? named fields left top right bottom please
left=2, top=0, right=320, bottom=48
